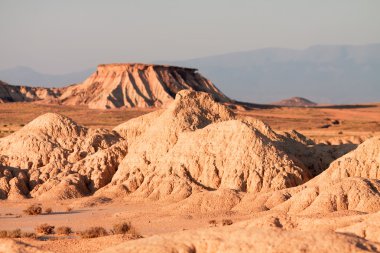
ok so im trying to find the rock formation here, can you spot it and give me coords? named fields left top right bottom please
left=102, top=90, right=311, bottom=200
left=59, top=64, right=230, bottom=109
left=1, top=89, right=380, bottom=253
left=0, top=80, right=60, bottom=103
left=0, top=113, right=126, bottom=200
left=0, top=90, right=319, bottom=200
left=0, top=63, right=230, bottom=109
left=1, top=90, right=370, bottom=201
left=274, top=97, right=317, bottom=107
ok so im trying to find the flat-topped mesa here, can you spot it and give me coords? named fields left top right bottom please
left=96, top=63, right=198, bottom=72
left=59, top=63, right=230, bottom=109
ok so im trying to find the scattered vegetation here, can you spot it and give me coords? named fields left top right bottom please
left=44, top=207, right=53, bottom=214
left=80, top=227, right=108, bottom=238
left=0, top=229, right=21, bottom=238
left=111, top=221, right=141, bottom=238
left=35, top=223, right=55, bottom=235
left=222, top=219, right=233, bottom=226
left=23, top=204, right=42, bottom=215
left=56, top=226, right=73, bottom=235
left=21, top=232, right=37, bottom=238
left=0, top=229, right=36, bottom=238
left=111, top=222, right=132, bottom=234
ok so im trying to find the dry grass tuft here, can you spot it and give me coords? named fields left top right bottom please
left=56, top=226, right=72, bottom=235
left=23, top=204, right=42, bottom=215
left=0, top=229, right=21, bottom=238
left=111, top=222, right=132, bottom=234
left=0, top=229, right=36, bottom=238
left=35, top=224, right=55, bottom=235
left=208, top=220, right=217, bottom=226
left=80, top=227, right=108, bottom=238
left=21, top=232, right=37, bottom=238
left=111, top=222, right=142, bottom=238
left=222, top=219, right=233, bottom=226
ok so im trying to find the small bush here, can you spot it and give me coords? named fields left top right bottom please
left=23, top=205, right=42, bottom=215
left=35, top=224, right=55, bottom=235
left=208, top=220, right=217, bottom=226
left=111, top=222, right=132, bottom=234
left=56, top=226, right=72, bottom=235
left=66, top=207, right=73, bottom=212
left=21, top=232, right=36, bottom=238
left=44, top=207, right=53, bottom=214
left=222, top=219, right=233, bottom=226
left=80, top=227, right=108, bottom=238
left=0, top=229, right=22, bottom=238
left=7, top=229, right=21, bottom=238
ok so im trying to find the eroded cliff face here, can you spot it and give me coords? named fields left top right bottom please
left=60, top=64, right=229, bottom=109
left=0, top=80, right=61, bottom=103
left=59, top=64, right=230, bottom=109
left=0, top=64, right=230, bottom=109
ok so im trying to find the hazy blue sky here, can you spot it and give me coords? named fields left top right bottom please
left=0, top=0, right=379, bottom=74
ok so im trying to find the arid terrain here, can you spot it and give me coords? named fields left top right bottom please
left=0, top=65, right=379, bottom=253
left=1, top=100, right=379, bottom=142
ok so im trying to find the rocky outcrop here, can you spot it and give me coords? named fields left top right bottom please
left=0, top=90, right=377, bottom=204
left=103, top=90, right=311, bottom=200
left=0, top=80, right=60, bottom=103
left=274, top=97, right=317, bottom=107
left=0, top=113, right=126, bottom=200
left=0, top=63, right=230, bottom=109
left=58, top=64, right=230, bottom=109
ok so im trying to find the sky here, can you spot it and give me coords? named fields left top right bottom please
left=0, top=0, right=379, bottom=74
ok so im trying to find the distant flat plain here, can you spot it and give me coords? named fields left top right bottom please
left=1, top=102, right=379, bottom=143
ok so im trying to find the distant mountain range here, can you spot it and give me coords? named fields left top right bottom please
left=1, top=44, right=379, bottom=104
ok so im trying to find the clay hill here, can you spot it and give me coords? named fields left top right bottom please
left=0, top=80, right=60, bottom=103
left=274, top=97, right=317, bottom=107
left=0, top=64, right=230, bottom=109
left=0, top=90, right=379, bottom=252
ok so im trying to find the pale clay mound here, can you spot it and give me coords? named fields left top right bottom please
left=101, top=90, right=315, bottom=200
left=234, top=136, right=380, bottom=214
left=0, top=113, right=126, bottom=200
left=0, top=90, right=376, bottom=203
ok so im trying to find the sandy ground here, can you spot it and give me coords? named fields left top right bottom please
left=0, top=197, right=250, bottom=252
